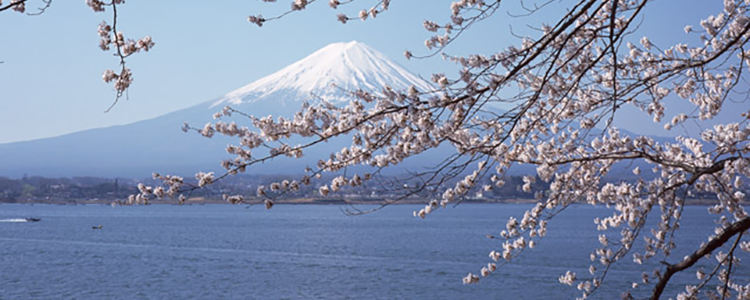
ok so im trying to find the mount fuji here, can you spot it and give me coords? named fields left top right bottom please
left=0, top=41, right=436, bottom=178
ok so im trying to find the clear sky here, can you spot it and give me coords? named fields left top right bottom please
left=0, top=0, right=734, bottom=143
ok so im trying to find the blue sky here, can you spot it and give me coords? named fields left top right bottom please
left=0, top=0, right=733, bottom=143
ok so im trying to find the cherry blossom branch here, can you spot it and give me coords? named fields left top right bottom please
left=650, top=217, right=750, bottom=300
left=720, top=231, right=743, bottom=300
left=0, top=0, right=27, bottom=13
left=119, top=1, right=750, bottom=297
left=104, top=0, right=126, bottom=112
left=87, top=0, right=154, bottom=112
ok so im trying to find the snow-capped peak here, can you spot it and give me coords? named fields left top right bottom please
left=211, top=41, right=434, bottom=108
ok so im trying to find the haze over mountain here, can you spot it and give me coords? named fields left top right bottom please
left=0, top=41, right=436, bottom=178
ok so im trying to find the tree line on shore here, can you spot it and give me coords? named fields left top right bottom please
left=0, top=173, right=735, bottom=205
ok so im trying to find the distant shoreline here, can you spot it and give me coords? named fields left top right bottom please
left=1, top=197, right=722, bottom=206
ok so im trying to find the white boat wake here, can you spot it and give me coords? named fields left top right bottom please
left=0, top=218, right=31, bottom=223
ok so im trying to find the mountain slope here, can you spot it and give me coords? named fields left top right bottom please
left=0, top=41, right=436, bottom=178
left=214, top=41, right=433, bottom=108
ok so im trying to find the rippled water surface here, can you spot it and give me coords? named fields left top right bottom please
left=0, top=204, right=746, bottom=299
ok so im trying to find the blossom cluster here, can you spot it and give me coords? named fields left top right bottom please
left=86, top=0, right=155, bottom=106
left=6, top=0, right=25, bottom=12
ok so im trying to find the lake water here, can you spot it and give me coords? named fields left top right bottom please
left=0, top=204, right=746, bottom=299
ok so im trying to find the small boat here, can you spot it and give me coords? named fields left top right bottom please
left=92, top=225, right=103, bottom=229
left=25, top=218, right=41, bottom=222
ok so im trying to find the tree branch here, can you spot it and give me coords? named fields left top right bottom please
left=650, top=217, right=750, bottom=300
left=0, top=0, right=27, bottom=12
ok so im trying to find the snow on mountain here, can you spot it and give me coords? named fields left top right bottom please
left=213, top=41, right=434, bottom=109
left=0, top=41, right=436, bottom=178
